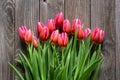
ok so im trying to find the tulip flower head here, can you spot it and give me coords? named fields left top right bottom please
left=50, top=30, right=59, bottom=44
left=55, top=12, right=64, bottom=29
left=98, top=30, right=104, bottom=43
left=91, top=27, right=104, bottom=44
left=63, top=19, right=71, bottom=34
left=84, top=28, right=91, bottom=39
left=39, top=26, right=49, bottom=41
left=71, top=19, right=82, bottom=33
left=47, top=19, right=55, bottom=34
left=58, top=32, right=68, bottom=47
left=18, top=26, right=27, bottom=40
left=77, top=25, right=84, bottom=39
left=33, top=36, right=38, bottom=48
left=24, top=29, right=33, bottom=44
left=37, top=22, right=44, bottom=35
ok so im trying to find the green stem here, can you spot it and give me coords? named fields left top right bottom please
left=62, top=48, right=64, bottom=68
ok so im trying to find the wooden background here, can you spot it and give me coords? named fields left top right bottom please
left=0, top=0, right=117, bottom=80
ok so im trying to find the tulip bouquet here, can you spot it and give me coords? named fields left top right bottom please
left=9, top=12, right=104, bottom=80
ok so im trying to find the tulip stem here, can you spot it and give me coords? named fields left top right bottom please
left=62, top=48, right=65, bottom=68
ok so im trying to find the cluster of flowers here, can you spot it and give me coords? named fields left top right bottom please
left=18, top=12, right=104, bottom=48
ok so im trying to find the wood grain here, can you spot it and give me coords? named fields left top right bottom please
left=15, top=0, right=39, bottom=53
left=116, top=0, right=120, bottom=80
left=15, top=0, right=39, bottom=79
left=40, top=0, right=64, bottom=24
left=0, top=0, right=15, bottom=80
left=91, top=0, right=115, bottom=80
left=65, top=0, right=90, bottom=27
left=0, top=0, right=118, bottom=79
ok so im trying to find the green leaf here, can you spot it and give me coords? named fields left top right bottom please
left=20, top=52, right=32, bottom=74
left=92, top=58, right=103, bottom=80
left=32, top=49, right=40, bottom=80
left=19, top=54, right=32, bottom=80
left=79, top=57, right=103, bottom=80
left=8, top=62, right=24, bottom=80
left=61, top=67, right=67, bottom=80
left=15, top=59, right=22, bottom=65
left=50, top=65, right=54, bottom=80
left=90, top=51, right=97, bottom=64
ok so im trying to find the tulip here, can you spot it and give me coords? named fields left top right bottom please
left=77, top=25, right=84, bottom=39
left=55, top=12, right=64, bottom=29
left=91, top=28, right=100, bottom=42
left=47, top=19, right=55, bottom=34
left=37, top=22, right=44, bottom=35
left=63, top=19, right=71, bottom=34
left=39, top=26, right=49, bottom=41
left=18, top=26, right=27, bottom=40
left=84, top=28, right=91, bottom=39
left=91, top=27, right=104, bottom=44
left=50, top=30, right=59, bottom=44
left=24, top=29, right=33, bottom=44
left=33, top=36, right=38, bottom=48
left=58, top=32, right=68, bottom=47
left=98, top=30, right=104, bottom=43
left=71, top=19, right=82, bottom=33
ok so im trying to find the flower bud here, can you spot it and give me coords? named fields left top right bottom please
left=98, top=30, right=104, bottom=43
left=47, top=19, right=55, bottom=34
left=39, top=26, right=49, bottom=41
left=33, top=36, right=38, bottom=48
left=58, top=32, right=68, bottom=47
left=63, top=19, right=71, bottom=34
left=24, top=29, right=33, bottom=44
left=84, top=28, right=91, bottom=39
left=77, top=25, right=84, bottom=39
left=18, top=26, right=27, bottom=40
left=71, top=19, right=82, bottom=33
left=91, top=27, right=104, bottom=44
left=37, top=22, right=44, bottom=35
left=55, top=12, right=64, bottom=29
left=50, top=30, right=59, bottom=44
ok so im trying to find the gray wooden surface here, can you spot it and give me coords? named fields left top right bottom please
left=116, top=0, right=120, bottom=80
left=91, top=0, right=116, bottom=80
left=0, top=0, right=118, bottom=80
left=0, top=0, right=15, bottom=80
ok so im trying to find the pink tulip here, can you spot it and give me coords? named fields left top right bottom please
left=50, top=30, right=59, bottom=44
left=98, top=30, right=104, bottom=43
left=47, top=19, right=55, bottom=34
left=37, top=22, right=44, bottom=35
left=39, top=26, right=49, bottom=41
left=91, top=27, right=104, bottom=44
left=58, top=32, right=68, bottom=47
left=77, top=25, right=84, bottom=39
left=24, top=29, right=33, bottom=44
left=71, top=19, right=82, bottom=33
left=18, top=26, right=27, bottom=40
left=33, top=36, right=38, bottom=48
left=55, top=12, right=64, bottom=29
left=63, top=19, right=71, bottom=34
left=84, top=28, right=91, bottom=39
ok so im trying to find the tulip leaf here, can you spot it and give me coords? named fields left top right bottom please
left=8, top=62, right=24, bottom=80
left=92, top=58, right=103, bottom=80
left=79, top=57, right=103, bottom=80
left=32, top=48, right=40, bottom=80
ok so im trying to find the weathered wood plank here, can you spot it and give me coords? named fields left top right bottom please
left=15, top=0, right=39, bottom=79
left=65, top=0, right=90, bottom=27
left=116, top=0, right=120, bottom=80
left=0, top=0, right=15, bottom=80
left=91, top=0, right=115, bottom=80
left=40, top=0, right=64, bottom=24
